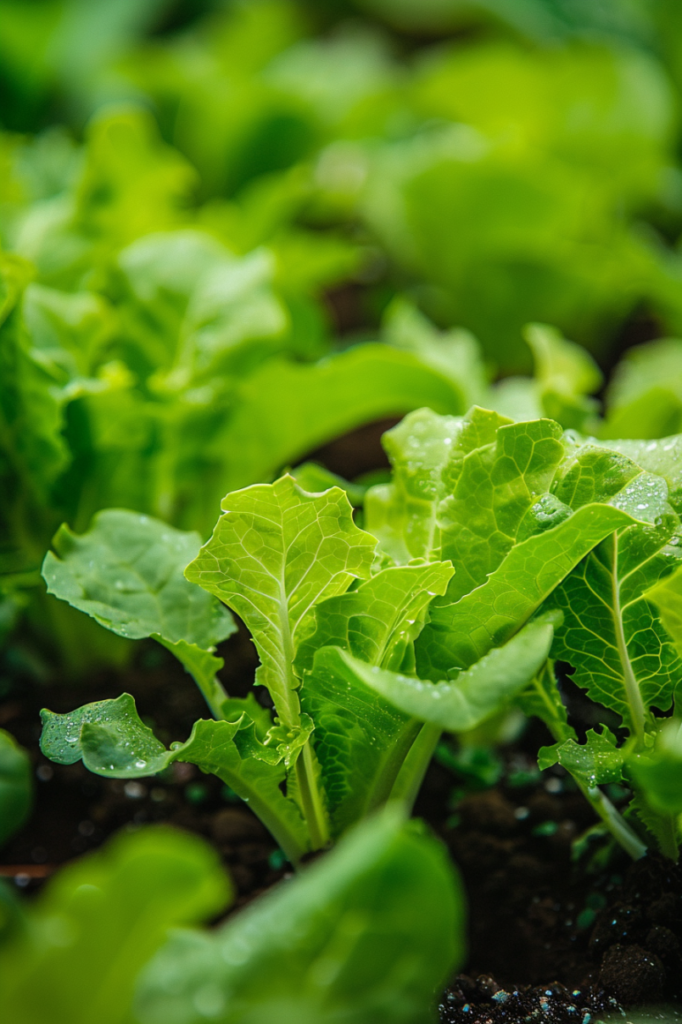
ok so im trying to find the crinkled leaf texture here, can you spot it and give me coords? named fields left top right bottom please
left=366, top=408, right=649, bottom=679
left=135, top=809, right=464, bottom=1024
left=185, top=475, right=376, bottom=727
left=546, top=483, right=682, bottom=737
left=40, top=694, right=309, bottom=864
left=0, top=826, right=230, bottom=1024
left=317, top=612, right=558, bottom=734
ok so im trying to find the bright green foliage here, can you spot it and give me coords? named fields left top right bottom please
left=41, top=694, right=309, bottom=863
left=0, top=826, right=230, bottom=1024
left=135, top=809, right=464, bottom=1024
left=327, top=612, right=557, bottom=732
left=0, top=812, right=463, bottom=1024
left=602, top=340, right=682, bottom=440
left=547, top=513, right=682, bottom=740
left=358, top=406, right=682, bottom=861
left=630, top=721, right=682, bottom=816
left=41, top=469, right=556, bottom=858
left=0, top=729, right=32, bottom=847
left=539, top=728, right=625, bottom=788
left=365, top=407, right=652, bottom=679
left=185, top=475, right=376, bottom=727
left=42, top=509, right=235, bottom=714
left=42, top=509, right=235, bottom=647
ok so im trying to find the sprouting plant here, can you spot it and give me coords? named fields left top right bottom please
left=338, top=407, right=682, bottom=861
left=38, top=470, right=556, bottom=863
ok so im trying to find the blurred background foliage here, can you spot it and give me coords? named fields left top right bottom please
left=6, top=0, right=682, bottom=672
left=3, top=0, right=682, bottom=373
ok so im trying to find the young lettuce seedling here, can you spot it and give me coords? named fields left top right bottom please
left=345, top=408, right=682, bottom=860
left=39, top=472, right=556, bottom=863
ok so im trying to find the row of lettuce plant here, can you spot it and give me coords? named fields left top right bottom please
left=4, top=0, right=682, bottom=374
left=35, top=394, right=682, bottom=863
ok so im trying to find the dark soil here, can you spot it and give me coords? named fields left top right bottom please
left=415, top=755, right=682, bottom=1022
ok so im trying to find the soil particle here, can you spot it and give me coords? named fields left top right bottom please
left=599, top=944, right=666, bottom=1005
left=439, top=975, right=619, bottom=1024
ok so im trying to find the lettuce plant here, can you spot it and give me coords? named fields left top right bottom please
left=39, top=470, right=556, bottom=862
left=337, top=407, right=682, bottom=860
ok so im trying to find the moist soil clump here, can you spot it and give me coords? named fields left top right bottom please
left=416, top=754, right=682, bottom=1022
left=2, top=641, right=682, bottom=1019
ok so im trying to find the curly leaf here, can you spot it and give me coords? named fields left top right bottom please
left=538, top=728, right=624, bottom=787
left=365, top=406, right=509, bottom=565
left=185, top=476, right=376, bottom=726
left=40, top=694, right=309, bottom=862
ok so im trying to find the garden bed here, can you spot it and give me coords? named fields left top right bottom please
left=3, top=635, right=681, bottom=1022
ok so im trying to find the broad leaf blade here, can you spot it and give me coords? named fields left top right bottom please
left=42, top=509, right=235, bottom=645
left=301, top=653, right=420, bottom=837
left=136, top=809, right=464, bottom=1024
left=548, top=514, right=682, bottom=737
left=321, top=613, right=557, bottom=734
left=295, top=561, right=454, bottom=676
left=185, top=476, right=376, bottom=726
left=40, top=693, right=169, bottom=774
left=417, top=500, right=637, bottom=676
left=210, top=344, right=472, bottom=494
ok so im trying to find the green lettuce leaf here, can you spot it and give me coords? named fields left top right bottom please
left=135, top=809, right=464, bottom=1024
left=382, top=296, right=487, bottom=411
left=208, top=345, right=474, bottom=494
left=365, top=406, right=509, bottom=565
left=42, top=508, right=236, bottom=713
left=602, top=340, right=682, bottom=440
left=294, top=562, right=453, bottom=835
left=630, top=721, right=682, bottom=816
left=538, top=728, right=625, bottom=787
left=524, top=322, right=602, bottom=432
left=0, top=826, right=229, bottom=1024
left=185, top=476, right=376, bottom=727
left=295, top=561, right=454, bottom=676
left=42, top=509, right=235, bottom=646
left=40, top=693, right=309, bottom=863
left=417, top=456, right=647, bottom=677
left=318, top=612, right=557, bottom=733
left=548, top=503, right=682, bottom=740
